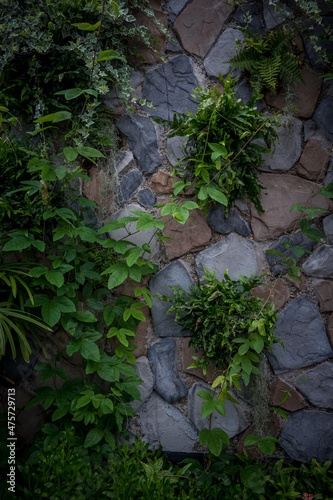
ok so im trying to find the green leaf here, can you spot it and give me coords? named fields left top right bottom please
left=207, top=186, right=228, bottom=206
left=76, top=146, right=105, bottom=159
left=197, top=391, right=213, bottom=401
left=181, top=201, right=199, bottom=210
left=244, top=434, right=259, bottom=446
left=84, top=428, right=104, bottom=448
left=126, top=247, right=142, bottom=267
left=97, top=50, right=126, bottom=62
left=42, top=300, right=61, bottom=327
left=266, top=249, right=283, bottom=257
left=257, top=436, right=279, bottom=455
left=198, top=187, right=208, bottom=200
left=63, top=147, right=78, bottom=162
left=34, top=111, right=71, bottom=124
left=54, top=296, right=76, bottom=313
left=52, top=407, right=68, bottom=422
left=45, top=270, right=64, bottom=288
left=80, top=340, right=100, bottom=362
left=199, top=428, right=229, bottom=456
left=108, top=266, right=128, bottom=289
left=72, top=21, right=101, bottom=31
left=3, top=237, right=31, bottom=251
left=202, top=400, right=216, bottom=419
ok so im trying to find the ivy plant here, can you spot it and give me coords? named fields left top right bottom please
left=156, top=76, right=280, bottom=214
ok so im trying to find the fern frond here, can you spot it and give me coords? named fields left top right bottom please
left=279, top=53, right=302, bottom=83
left=258, top=55, right=282, bottom=94
left=229, top=48, right=259, bottom=73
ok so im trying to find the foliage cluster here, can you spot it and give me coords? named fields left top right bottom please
left=3, top=434, right=332, bottom=500
left=157, top=76, right=280, bottom=215
left=229, top=30, right=303, bottom=95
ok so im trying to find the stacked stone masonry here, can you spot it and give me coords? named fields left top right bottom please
left=13, top=0, right=333, bottom=461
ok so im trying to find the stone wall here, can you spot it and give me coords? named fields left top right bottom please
left=5, top=0, right=333, bottom=463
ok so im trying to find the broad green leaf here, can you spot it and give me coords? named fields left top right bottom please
left=76, top=146, right=105, bottom=159
left=97, top=50, right=126, bottom=62
left=75, top=394, right=92, bottom=409
left=244, top=434, right=259, bottom=446
left=34, top=111, right=71, bottom=124
left=72, top=21, right=101, bottom=31
left=258, top=436, right=278, bottom=455
left=199, top=428, right=229, bottom=456
left=3, top=237, right=31, bottom=251
left=197, top=391, right=213, bottom=401
left=126, top=247, right=142, bottom=267
left=64, top=88, right=83, bottom=100
left=207, top=186, right=228, bottom=206
left=54, top=296, right=76, bottom=313
left=266, top=249, right=283, bottom=257
left=198, top=187, right=208, bottom=200
left=104, top=305, right=115, bottom=326
left=80, top=340, right=100, bottom=362
left=84, top=428, right=104, bottom=448
left=45, top=270, right=64, bottom=288
left=52, top=407, right=68, bottom=422
left=42, top=300, right=61, bottom=327
left=108, top=266, right=128, bottom=289
left=55, top=165, right=67, bottom=180
left=63, top=147, right=78, bottom=162
left=181, top=201, right=199, bottom=210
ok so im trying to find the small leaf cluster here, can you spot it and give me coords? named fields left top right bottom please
left=229, top=29, right=303, bottom=95
left=157, top=76, right=279, bottom=214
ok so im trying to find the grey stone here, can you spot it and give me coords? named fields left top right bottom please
left=207, top=206, right=251, bottom=237
left=266, top=230, right=317, bottom=276
left=267, top=296, right=333, bottom=374
left=166, top=135, right=188, bottom=167
left=204, top=28, right=244, bottom=79
left=296, top=362, right=333, bottom=409
left=71, top=197, right=100, bottom=230
left=189, top=382, right=249, bottom=438
left=235, top=198, right=249, bottom=213
left=166, top=32, right=183, bottom=53
left=259, top=118, right=303, bottom=172
left=263, top=0, right=292, bottom=30
left=129, top=71, right=144, bottom=89
left=137, top=189, right=156, bottom=208
left=148, top=339, right=188, bottom=403
left=131, top=356, right=154, bottom=412
left=167, top=0, right=189, bottom=23
left=279, top=410, right=333, bottom=462
left=195, top=233, right=258, bottom=283
left=302, top=245, right=333, bottom=279
left=304, top=120, right=316, bottom=142
left=149, top=260, right=194, bottom=337
left=324, top=157, right=333, bottom=185
left=118, top=169, right=143, bottom=206
left=313, top=97, right=333, bottom=142
left=117, top=115, right=161, bottom=173
left=235, top=3, right=264, bottom=33
left=324, top=215, right=333, bottom=244
left=301, top=23, right=333, bottom=71
left=142, top=55, right=199, bottom=121
left=117, top=151, right=134, bottom=174
left=138, top=392, right=198, bottom=452
left=104, top=204, right=159, bottom=259
left=105, top=87, right=122, bottom=108
left=235, top=80, right=264, bottom=112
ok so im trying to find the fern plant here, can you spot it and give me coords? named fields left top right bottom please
left=229, top=30, right=302, bottom=95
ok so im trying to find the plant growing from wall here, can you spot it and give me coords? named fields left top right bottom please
left=156, top=76, right=280, bottom=215
left=229, top=29, right=303, bottom=95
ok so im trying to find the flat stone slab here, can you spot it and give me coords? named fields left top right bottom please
left=324, top=214, right=333, bottom=244
left=259, top=118, right=302, bottom=173
left=117, top=115, right=161, bottom=173
left=173, top=0, right=232, bottom=58
left=148, top=339, right=188, bottom=403
left=297, top=138, right=329, bottom=181
left=195, top=233, right=258, bottom=282
left=267, top=296, right=333, bottom=374
left=167, top=0, right=189, bottom=23
left=137, top=189, right=156, bottom=208
left=251, top=174, right=330, bottom=241
left=279, top=410, right=333, bottom=462
left=142, top=55, right=198, bottom=121
left=189, top=382, right=249, bottom=438
left=235, top=80, right=264, bottom=112
left=163, top=209, right=212, bottom=260
left=252, top=279, right=289, bottom=312
left=302, top=245, right=333, bottom=279
left=118, top=169, right=144, bottom=206
left=266, top=230, right=317, bottom=276
left=166, top=136, right=188, bottom=166
left=313, top=280, right=333, bottom=313
left=235, top=2, right=264, bottom=33
left=269, top=379, right=305, bottom=412
left=313, top=96, right=333, bottom=142
left=207, top=205, right=251, bottom=237
left=263, top=0, right=291, bottom=30
left=131, top=356, right=154, bottom=412
left=149, top=260, right=194, bottom=337
left=204, top=28, right=244, bottom=78
left=104, top=204, right=159, bottom=259
left=296, top=362, right=333, bottom=409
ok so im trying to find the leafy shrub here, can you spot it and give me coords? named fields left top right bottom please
left=157, top=76, right=279, bottom=214
left=229, top=29, right=303, bottom=95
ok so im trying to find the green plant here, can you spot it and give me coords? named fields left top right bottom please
left=156, top=76, right=280, bottom=214
left=229, top=29, right=303, bottom=95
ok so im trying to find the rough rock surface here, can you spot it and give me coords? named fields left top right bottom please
left=117, top=151, right=134, bottom=174
left=137, top=188, right=156, bottom=208
left=204, top=28, right=244, bottom=78
left=265, top=68, right=322, bottom=119
left=138, top=392, right=198, bottom=452
left=195, top=233, right=258, bottom=282
left=250, top=174, right=330, bottom=241
left=163, top=209, right=212, bottom=260
left=269, top=379, right=305, bottom=411
left=118, top=169, right=144, bottom=205
left=173, top=0, right=233, bottom=58
left=152, top=170, right=178, bottom=194
left=252, top=279, right=289, bottom=312
left=266, top=231, right=317, bottom=275
left=235, top=2, right=264, bottom=33
left=324, top=214, right=333, bottom=244
left=313, top=280, right=333, bottom=312
left=235, top=80, right=264, bottom=112
left=296, top=362, right=333, bottom=409
left=279, top=410, right=333, bottom=462
left=149, top=260, right=194, bottom=337
left=142, top=55, right=198, bottom=121
left=328, top=315, right=333, bottom=349
left=313, top=96, right=333, bottom=141
left=167, top=0, right=189, bottom=23
left=83, top=166, right=114, bottom=208
left=302, top=23, right=333, bottom=71
left=267, top=296, right=333, bottom=373
left=131, top=356, right=154, bottom=412
left=189, top=382, right=249, bottom=438
left=207, top=205, right=251, bottom=236
left=259, top=118, right=302, bottom=173
left=302, top=245, right=333, bottom=279
left=105, top=204, right=159, bottom=259
left=324, top=157, right=333, bottom=186
left=263, top=0, right=291, bottom=30
left=181, top=338, right=223, bottom=384
left=117, top=115, right=161, bottom=173
left=297, top=138, right=329, bottom=181
left=235, top=414, right=283, bottom=458
left=148, top=339, right=188, bottom=403
left=166, top=136, right=188, bottom=166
